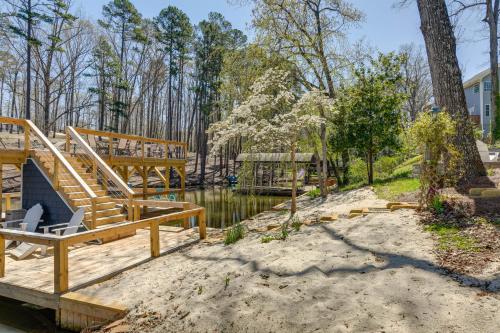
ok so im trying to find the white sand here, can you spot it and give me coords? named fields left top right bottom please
left=87, top=188, right=499, bottom=333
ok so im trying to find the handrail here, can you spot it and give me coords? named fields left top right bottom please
left=67, top=127, right=134, bottom=197
left=26, top=121, right=97, bottom=200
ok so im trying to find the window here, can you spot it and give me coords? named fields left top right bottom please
left=474, top=84, right=480, bottom=93
left=486, top=104, right=490, bottom=117
left=484, top=81, right=492, bottom=91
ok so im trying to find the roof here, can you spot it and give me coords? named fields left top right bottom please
left=463, top=65, right=500, bottom=89
left=236, top=153, right=315, bottom=163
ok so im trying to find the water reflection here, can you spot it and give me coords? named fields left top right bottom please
left=184, top=188, right=288, bottom=229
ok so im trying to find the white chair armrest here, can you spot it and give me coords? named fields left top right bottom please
left=0, top=219, right=23, bottom=228
left=20, top=223, right=28, bottom=231
left=54, top=226, right=78, bottom=236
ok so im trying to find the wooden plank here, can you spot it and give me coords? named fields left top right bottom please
left=0, top=283, right=59, bottom=309
left=60, top=292, right=127, bottom=320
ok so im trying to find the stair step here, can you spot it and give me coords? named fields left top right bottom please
left=59, top=178, right=98, bottom=186
left=66, top=190, right=107, bottom=200
left=93, top=214, right=127, bottom=226
left=71, top=196, right=114, bottom=207
left=80, top=202, right=117, bottom=212
left=84, top=208, right=122, bottom=219
left=61, top=184, right=103, bottom=193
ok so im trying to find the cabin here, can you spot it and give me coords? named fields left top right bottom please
left=0, top=117, right=206, bottom=330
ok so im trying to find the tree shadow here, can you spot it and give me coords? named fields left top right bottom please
left=183, top=224, right=499, bottom=292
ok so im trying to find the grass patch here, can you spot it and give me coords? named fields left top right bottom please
left=224, top=223, right=245, bottom=245
left=424, top=223, right=479, bottom=252
left=306, top=188, right=321, bottom=199
left=261, top=235, right=274, bottom=243
left=373, top=177, right=420, bottom=201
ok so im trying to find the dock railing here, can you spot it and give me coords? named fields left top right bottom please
left=0, top=205, right=206, bottom=293
left=69, top=127, right=187, bottom=161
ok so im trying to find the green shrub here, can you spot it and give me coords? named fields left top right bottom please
left=373, top=156, right=400, bottom=178
left=306, top=188, right=321, bottom=198
left=430, top=195, right=445, bottom=215
left=279, top=223, right=289, bottom=240
left=224, top=223, right=245, bottom=245
left=349, top=158, right=368, bottom=184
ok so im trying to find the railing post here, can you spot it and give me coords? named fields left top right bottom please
left=53, top=159, right=59, bottom=190
left=199, top=209, right=207, bottom=240
left=108, top=136, right=113, bottom=161
left=91, top=199, right=97, bottom=229
left=65, top=129, right=71, bottom=152
left=127, top=196, right=134, bottom=221
left=182, top=203, right=189, bottom=229
left=0, top=234, right=5, bottom=278
left=54, top=240, right=69, bottom=293
left=24, top=126, right=30, bottom=157
left=92, top=159, right=97, bottom=179
left=141, top=140, right=145, bottom=162
left=150, top=222, right=160, bottom=257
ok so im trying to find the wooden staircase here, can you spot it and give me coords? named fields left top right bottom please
left=31, top=150, right=127, bottom=228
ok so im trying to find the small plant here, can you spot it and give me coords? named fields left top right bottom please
left=291, top=215, right=302, bottom=231
left=198, top=286, right=203, bottom=295
left=430, top=195, right=445, bottom=215
left=224, top=223, right=245, bottom=245
left=306, top=188, right=321, bottom=199
left=261, top=235, right=274, bottom=243
left=224, top=275, right=230, bottom=290
left=278, top=223, right=289, bottom=240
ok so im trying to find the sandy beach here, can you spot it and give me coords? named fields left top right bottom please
left=80, top=188, right=499, bottom=333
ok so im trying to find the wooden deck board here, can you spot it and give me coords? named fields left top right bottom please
left=0, top=228, right=199, bottom=307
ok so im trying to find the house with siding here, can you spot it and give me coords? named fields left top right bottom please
left=464, top=66, right=500, bottom=136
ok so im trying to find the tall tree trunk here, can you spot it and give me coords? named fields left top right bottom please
left=290, top=142, right=297, bottom=215
left=417, top=0, right=486, bottom=183
left=25, top=0, right=32, bottom=120
left=487, top=0, right=500, bottom=140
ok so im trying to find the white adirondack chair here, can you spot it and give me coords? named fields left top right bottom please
left=11, top=208, right=86, bottom=260
left=0, top=204, right=43, bottom=248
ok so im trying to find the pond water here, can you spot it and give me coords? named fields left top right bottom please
left=184, top=187, right=288, bottom=229
left=0, top=188, right=288, bottom=332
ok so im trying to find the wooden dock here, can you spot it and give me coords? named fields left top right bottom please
left=0, top=225, right=202, bottom=330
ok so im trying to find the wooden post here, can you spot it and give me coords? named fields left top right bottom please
left=53, top=159, right=59, bottom=190
left=182, top=203, right=189, bottom=229
left=65, top=130, right=71, bottom=152
left=0, top=234, right=5, bottom=278
left=134, top=204, right=141, bottom=221
left=127, top=196, right=134, bottom=221
left=142, top=166, right=148, bottom=214
left=198, top=209, right=207, bottom=240
left=90, top=199, right=97, bottom=230
left=54, top=240, right=69, bottom=293
left=92, top=159, right=97, bottom=179
left=141, top=141, right=145, bottom=162
left=181, top=165, right=185, bottom=200
left=150, top=222, right=160, bottom=257
left=24, top=126, right=30, bottom=157
left=5, top=194, right=11, bottom=211
left=108, top=136, right=113, bottom=162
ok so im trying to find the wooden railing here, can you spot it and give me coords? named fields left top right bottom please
left=66, top=126, right=136, bottom=221
left=0, top=117, right=99, bottom=227
left=70, top=127, right=188, bottom=161
left=0, top=206, right=206, bottom=293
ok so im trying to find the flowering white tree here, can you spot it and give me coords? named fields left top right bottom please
left=209, top=69, right=329, bottom=215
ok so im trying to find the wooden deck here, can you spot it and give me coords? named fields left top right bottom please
left=0, top=227, right=199, bottom=309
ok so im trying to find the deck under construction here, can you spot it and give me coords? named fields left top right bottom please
left=0, top=116, right=206, bottom=331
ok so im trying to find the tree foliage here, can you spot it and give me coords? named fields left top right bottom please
left=333, top=53, right=407, bottom=184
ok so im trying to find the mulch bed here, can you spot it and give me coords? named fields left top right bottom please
left=419, top=196, right=500, bottom=277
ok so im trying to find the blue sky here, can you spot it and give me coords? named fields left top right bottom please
left=74, top=0, right=490, bottom=80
